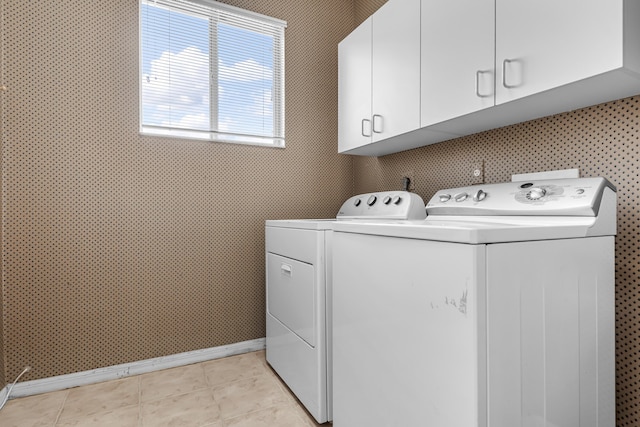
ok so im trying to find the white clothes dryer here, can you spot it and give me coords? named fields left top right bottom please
left=332, top=177, right=616, bottom=427
left=265, top=191, right=426, bottom=423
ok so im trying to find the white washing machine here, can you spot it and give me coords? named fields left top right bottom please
left=332, top=177, right=616, bottom=427
left=265, top=191, right=426, bottom=423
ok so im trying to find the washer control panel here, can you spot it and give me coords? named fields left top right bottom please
left=426, top=177, right=616, bottom=216
left=337, top=191, right=426, bottom=220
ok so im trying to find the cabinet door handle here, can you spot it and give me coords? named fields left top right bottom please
left=361, top=118, right=371, bottom=137
left=280, top=263, right=292, bottom=275
left=372, top=114, right=383, bottom=134
left=475, top=70, right=493, bottom=98
left=502, top=58, right=519, bottom=89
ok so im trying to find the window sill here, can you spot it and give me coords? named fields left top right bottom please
left=139, top=127, right=285, bottom=148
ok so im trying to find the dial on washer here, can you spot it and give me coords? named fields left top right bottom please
left=527, top=188, right=546, bottom=200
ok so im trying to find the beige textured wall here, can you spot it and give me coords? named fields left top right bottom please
left=3, top=0, right=638, bottom=424
left=0, top=0, right=4, bottom=389
left=352, top=1, right=639, bottom=425
left=0, top=0, right=355, bottom=383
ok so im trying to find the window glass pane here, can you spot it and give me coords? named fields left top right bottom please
left=218, top=22, right=274, bottom=138
left=141, top=4, right=210, bottom=130
left=139, top=0, right=285, bottom=146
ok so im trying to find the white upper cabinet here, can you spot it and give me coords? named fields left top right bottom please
left=421, top=0, right=495, bottom=127
left=340, top=0, right=640, bottom=156
left=496, top=0, right=626, bottom=104
left=338, top=18, right=372, bottom=153
left=338, top=0, right=421, bottom=153
left=371, top=0, right=421, bottom=143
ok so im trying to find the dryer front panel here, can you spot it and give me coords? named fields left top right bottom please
left=267, top=253, right=316, bottom=347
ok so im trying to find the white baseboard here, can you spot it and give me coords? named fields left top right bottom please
left=0, top=386, right=7, bottom=406
left=2, top=338, right=265, bottom=401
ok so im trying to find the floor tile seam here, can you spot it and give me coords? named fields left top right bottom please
left=139, top=374, right=210, bottom=392
left=138, top=362, right=209, bottom=380
left=139, top=386, right=221, bottom=408
left=52, top=390, right=70, bottom=427
left=202, top=355, right=266, bottom=376
left=216, top=382, right=292, bottom=423
left=54, top=402, right=141, bottom=426
left=137, top=375, right=142, bottom=427
left=289, top=402, right=319, bottom=426
left=263, top=372, right=302, bottom=408
left=56, top=379, right=141, bottom=423
left=207, top=370, right=273, bottom=391
left=139, top=382, right=211, bottom=404
left=284, top=401, right=316, bottom=426
left=219, top=401, right=299, bottom=424
left=139, top=387, right=224, bottom=426
left=268, top=373, right=296, bottom=399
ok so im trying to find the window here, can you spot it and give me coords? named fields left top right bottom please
left=140, top=0, right=286, bottom=147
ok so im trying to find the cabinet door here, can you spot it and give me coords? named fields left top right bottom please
left=496, top=0, right=624, bottom=105
left=371, top=0, right=421, bottom=143
left=338, top=18, right=372, bottom=153
left=421, top=0, right=494, bottom=127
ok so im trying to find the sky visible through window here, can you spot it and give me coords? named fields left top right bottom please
left=141, top=3, right=275, bottom=138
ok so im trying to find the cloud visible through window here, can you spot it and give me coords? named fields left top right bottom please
left=140, top=0, right=285, bottom=146
left=220, top=59, right=273, bottom=82
left=142, top=46, right=210, bottom=130
left=142, top=48, right=274, bottom=132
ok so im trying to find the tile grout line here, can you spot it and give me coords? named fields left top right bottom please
left=137, top=375, right=142, bottom=427
left=204, top=363, right=226, bottom=427
left=52, top=390, right=69, bottom=427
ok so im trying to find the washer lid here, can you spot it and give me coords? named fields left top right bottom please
left=331, top=215, right=611, bottom=244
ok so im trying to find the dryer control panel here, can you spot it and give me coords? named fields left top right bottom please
left=426, top=177, right=616, bottom=217
left=337, top=191, right=426, bottom=220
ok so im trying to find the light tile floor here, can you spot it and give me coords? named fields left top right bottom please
left=0, top=350, right=328, bottom=427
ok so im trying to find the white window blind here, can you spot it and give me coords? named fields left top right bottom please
left=139, top=0, right=286, bottom=147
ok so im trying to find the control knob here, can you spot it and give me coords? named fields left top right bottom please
left=473, top=189, right=487, bottom=202
left=383, top=196, right=392, bottom=205
left=392, top=195, right=402, bottom=205
left=454, top=192, right=468, bottom=202
left=367, top=195, right=377, bottom=206
left=439, top=194, right=451, bottom=203
left=527, top=187, right=546, bottom=200
left=354, top=198, right=361, bottom=207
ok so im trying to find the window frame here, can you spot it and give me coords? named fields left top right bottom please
left=138, top=0, right=286, bottom=148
